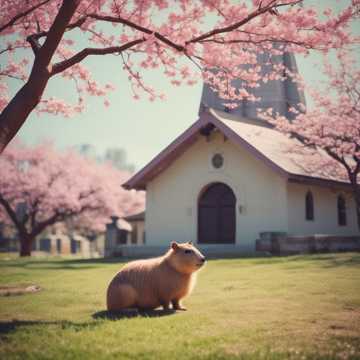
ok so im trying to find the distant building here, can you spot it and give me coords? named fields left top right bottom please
left=105, top=148, right=135, bottom=173
left=76, top=144, right=98, bottom=160
left=0, top=223, right=95, bottom=257
left=104, top=212, right=145, bottom=257
left=124, top=211, right=145, bottom=245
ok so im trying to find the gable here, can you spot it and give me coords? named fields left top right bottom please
left=123, top=108, right=351, bottom=191
left=149, top=128, right=285, bottom=192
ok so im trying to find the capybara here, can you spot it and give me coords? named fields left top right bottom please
left=106, top=241, right=206, bottom=311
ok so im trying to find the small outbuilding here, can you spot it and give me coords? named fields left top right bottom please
left=104, top=213, right=145, bottom=257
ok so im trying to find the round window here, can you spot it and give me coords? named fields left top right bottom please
left=212, top=153, right=224, bottom=169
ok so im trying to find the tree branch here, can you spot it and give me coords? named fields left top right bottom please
left=50, top=38, right=146, bottom=76
left=186, top=0, right=296, bottom=45
left=0, top=0, right=52, bottom=34
left=0, top=194, right=27, bottom=236
left=26, top=34, right=41, bottom=54
left=86, top=13, right=185, bottom=52
left=24, top=0, right=305, bottom=72
left=33, top=0, right=81, bottom=69
left=0, top=0, right=81, bottom=153
left=287, top=129, right=355, bottom=177
left=31, top=201, right=104, bottom=238
left=0, top=45, right=26, bottom=56
left=85, top=1, right=302, bottom=54
left=26, top=15, right=88, bottom=55
left=84, top=2, right=301, bottom=54
left=31, top=211, right=61, bottom=238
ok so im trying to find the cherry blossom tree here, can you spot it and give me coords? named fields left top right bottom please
left=0, top=142, right=145, bottom=256
left=261, top=48, right=360, bottom=228
left=1, top=0, right=359, bottom=152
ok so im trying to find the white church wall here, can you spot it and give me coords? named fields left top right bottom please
left=287, top=183, right=359, bottom=236
left=145, top=130, right=289, bottom=251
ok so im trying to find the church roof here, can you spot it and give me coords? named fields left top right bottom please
left=123, top=108, right=350, bottom=191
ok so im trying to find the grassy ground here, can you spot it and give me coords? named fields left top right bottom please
left=0, top=253, right=360, bottom=360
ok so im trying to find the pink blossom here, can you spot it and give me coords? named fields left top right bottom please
left=259, top=48, right=360, bottom=227
left=0, top=142, right=145, bottom=254
left=0, top=0, right=358, bottom=116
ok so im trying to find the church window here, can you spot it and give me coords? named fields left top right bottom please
left=337, top=195, right=347, bottom=226
left=305, top=191, right=314, bottom=221
left=212, top=153, right=224, bottom=169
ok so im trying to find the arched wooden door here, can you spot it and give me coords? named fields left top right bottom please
left=198, top=183, right=236, bottom=244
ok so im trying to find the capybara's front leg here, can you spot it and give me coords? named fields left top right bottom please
left=172, top=299, right=186, bottom=311
left=161, top=301, right=170, bottom=311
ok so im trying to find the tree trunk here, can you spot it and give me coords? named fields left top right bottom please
left=0, top=74, right=49, bottom=153
left=19, top=235, right=34, bottom=257
left=0, top=0, right=81, bottom=153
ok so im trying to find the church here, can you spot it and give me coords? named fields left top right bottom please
left=122, top=52, right=359, bottom=256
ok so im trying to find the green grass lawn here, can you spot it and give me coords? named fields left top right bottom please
left=0, top=253, right=360, bottom=360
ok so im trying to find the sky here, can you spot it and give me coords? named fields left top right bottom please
left=6, top=0, right=360, bottom=172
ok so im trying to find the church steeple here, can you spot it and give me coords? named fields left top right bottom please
left=199, top=51, right=306, bottom=122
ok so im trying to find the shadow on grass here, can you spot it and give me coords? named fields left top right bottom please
left=0, top=309, right=176, bottom=335
left=92, top=308, right=176, bottom=320
left=0, top=257, right=125, bottom=271
left=0, top=319, right=100, bottom=335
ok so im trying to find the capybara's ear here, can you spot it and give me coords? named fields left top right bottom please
left=171, top=242, right=179, bottom=251
left=188, top=241, right=193, bottom=245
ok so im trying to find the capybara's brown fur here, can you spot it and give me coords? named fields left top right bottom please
left=106, top=242, right=206, bottom=311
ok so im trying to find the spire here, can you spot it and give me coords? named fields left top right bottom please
left=199, top=51, right=306, bottom=122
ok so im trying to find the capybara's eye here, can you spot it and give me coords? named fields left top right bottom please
left=184, top=249, right=192, bottom=254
